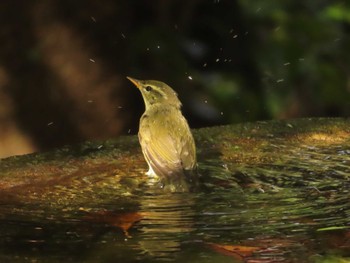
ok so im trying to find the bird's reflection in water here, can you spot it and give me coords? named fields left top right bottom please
left=135, top=189, right=196, bottom=260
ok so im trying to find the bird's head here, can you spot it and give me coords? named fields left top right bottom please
left=127, top=77, right=181, bottom=110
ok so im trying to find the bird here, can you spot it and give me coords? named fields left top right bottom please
left=127, top=77, right=197, bottom=185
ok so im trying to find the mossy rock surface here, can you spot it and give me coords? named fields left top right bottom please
left=0, top=117, right=349, bottom=208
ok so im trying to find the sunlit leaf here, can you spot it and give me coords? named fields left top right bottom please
left=207, top=242, right=261, bottom=260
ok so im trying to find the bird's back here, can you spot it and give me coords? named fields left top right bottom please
left=138, top=105, right=196, bottom=178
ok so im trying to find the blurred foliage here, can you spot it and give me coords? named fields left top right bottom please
left=0, top=0, right=349, bottom=157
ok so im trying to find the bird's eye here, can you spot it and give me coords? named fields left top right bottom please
left=145, top=86, right=153, bottom=92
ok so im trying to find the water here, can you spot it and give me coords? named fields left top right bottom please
left=1, top=186, right=349, bottom=262
left=0, top=120, right=349, bottom=262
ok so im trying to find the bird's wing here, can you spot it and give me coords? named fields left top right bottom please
left=139, top=112, right=186, bottom=178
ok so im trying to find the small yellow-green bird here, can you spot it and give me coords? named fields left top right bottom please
left=127, top=77, right=197, bottom=182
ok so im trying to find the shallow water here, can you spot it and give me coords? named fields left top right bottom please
left=1, top=187, right=349, bottom=262
left=0, top=120, right=350, bottom=262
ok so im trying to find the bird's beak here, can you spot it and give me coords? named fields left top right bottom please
left=126, top=76, right=142, bottom=89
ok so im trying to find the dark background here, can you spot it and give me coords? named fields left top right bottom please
left=0, top=0, right=349, bottom=158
